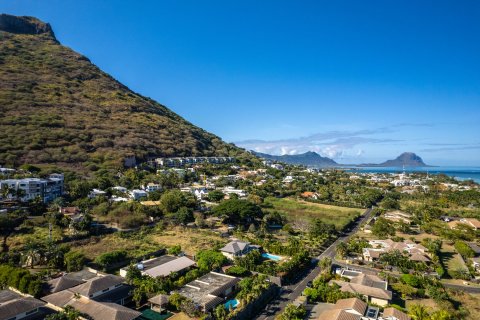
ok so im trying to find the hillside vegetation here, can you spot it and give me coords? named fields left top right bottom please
left=0, top=15, right=247, bottom=172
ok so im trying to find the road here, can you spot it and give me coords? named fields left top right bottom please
left=255, top=207, right=374, bottom=319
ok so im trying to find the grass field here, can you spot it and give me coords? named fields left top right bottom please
left=439, top=243, right=469, bottom=278
left=150, top=227, right=227, bottom=256
left=76, top=227, right=227, bottom=259
left=263, top=197, right=362, bottom=229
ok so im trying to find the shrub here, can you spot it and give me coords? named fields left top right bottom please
left=64, top=251, right=86, bottom=272
left=95, top=250, right=128, bottom=270
left=226, top=265, right=250, bottom=277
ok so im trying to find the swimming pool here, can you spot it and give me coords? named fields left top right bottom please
left=224, top=299, right=239, bottom=310
left=262, top=253, right=282, bottom=261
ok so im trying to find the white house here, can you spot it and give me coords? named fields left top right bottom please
left=112, top=186, right=127, bottom=193
left=0, top=173, right=64, bottom=203
left=88, top=189, right=106, bottom=199
left=129, top=189, right=148, bottom=200
left=143, top=183, right=161, bottom=192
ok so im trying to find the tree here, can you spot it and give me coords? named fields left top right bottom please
left=176, top=207, right=194, bottom=225
left=454, top=241, right=475, bottom=260
left=94, top=250, right=127, bottom=270
left=212, top=199, right=263, bottom=225
left=168, top=293, right=186, bottom=311
left=23, top=240, right=43, bottom=268
left=168, top=245, right=182, bottom=256
left=335, top=242, right=348, bottom=259
left=310, top=219, right=336, bottom=238
left=430, top=310, right=453, bottom=320
left=0, top=213, right=25, bottom=252
left=278, top=304, right=306, bottom=320
left=160, top=190, right=189, bottom=213
left=196, top=250, right=227, bottom=271
left=226, top=265, right=250, bottom=277
left=64, top=251, right=86, bottom=272
left=45, top=306, right=80, bottom=320
left=319, top=257, right=332, bottom=274
left=214, top=304, right=228, bottom=320
left=125, top=264, right=142, bottom=284
left=372, top=217, right=395, bottom=238
left=19, top=164, right=41, bottom=173
left=408, top=304, right=430, bottom=320
left=207, top=190, right=225, bottom=202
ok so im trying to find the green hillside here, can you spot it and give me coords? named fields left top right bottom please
left=0, top=14, right=248, bottom=172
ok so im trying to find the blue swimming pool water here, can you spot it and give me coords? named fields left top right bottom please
left=224, top=299, right=239, bottom=310
left=262, top=253, right=282, bottom=261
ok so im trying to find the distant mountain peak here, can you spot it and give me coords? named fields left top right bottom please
left=360, top=152, right=430, bottom=167
left=0, top=14, right=55, bottom=38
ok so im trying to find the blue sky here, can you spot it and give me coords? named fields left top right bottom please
left=1, top=1, right=479, bottom=165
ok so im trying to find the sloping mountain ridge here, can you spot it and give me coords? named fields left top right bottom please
left=253, top=151, right=338, bottom=167
left=0, top=14, right=249, bottom=171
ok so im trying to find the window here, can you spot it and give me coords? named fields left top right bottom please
left=102, top=288, right=110, bottom=293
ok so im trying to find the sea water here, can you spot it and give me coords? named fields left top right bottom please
left=344, top=166, right=480, bottom=183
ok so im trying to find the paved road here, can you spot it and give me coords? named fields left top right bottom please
left=255, top=207, right=374, bottom=320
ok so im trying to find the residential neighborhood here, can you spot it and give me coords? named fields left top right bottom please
left=0, top=157, right=478, bottom=320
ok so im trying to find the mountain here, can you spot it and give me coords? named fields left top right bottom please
left=360, top=152, right=430, bottom=167
left=253, top=151, right=338, bottom=167
left=0, top=14, right=249, bottom=172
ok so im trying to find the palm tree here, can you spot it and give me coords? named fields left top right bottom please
left=23, top=240, right=42, bottom=268
left=335, top=241, right=348, bottom=259
left=1, top=185, right=13, bottom=199
left=430, top=310, right=452, bottom=320
left=409, top=304, right=430, bottom=320
left=319, top=257, right=332, bottom=274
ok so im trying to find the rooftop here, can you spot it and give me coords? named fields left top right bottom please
left=333, top=298, right=367, bottom=315
left=177, top=272, right=240, bottom=311
left=220, top=240, right=250, bottom=254
left=0, top=290, right=46, bottom=320
left=318, top=309, right=361, bottom=320
left=71, top=274, right=124, bottom=297
left=383, top=307, right=411, bottom=320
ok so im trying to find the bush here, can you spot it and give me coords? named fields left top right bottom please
left=196, top=250, right=227, bottom=271
left=64, top=251, right=86, bottom=272
left=0, top=265, right=43, bottom=297
left=95, top=250, right=128, bottom=270
left=454, top=241, right=475, bottom=260
left=226, top=265, right=250, bottom=277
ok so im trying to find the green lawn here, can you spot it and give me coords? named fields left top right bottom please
left=440, top=244, right=469, bottom=278
left=263, top=197, right=362, bottom=229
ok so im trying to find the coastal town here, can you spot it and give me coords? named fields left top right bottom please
left=1, top=155, right=479, bottom=320
left=1, top=4, right=479, bottom=320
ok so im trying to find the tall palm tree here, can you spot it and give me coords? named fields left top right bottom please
left=319, top=257, right=332, bottom=274
left=335, top=241, right=348, bottom=259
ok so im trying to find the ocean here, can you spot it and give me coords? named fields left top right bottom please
left=343, top=166, right=480, bottom=183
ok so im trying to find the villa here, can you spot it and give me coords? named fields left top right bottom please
left=363, top=239, right=429, bottom=263
left=0, top=289, right=51, bottom=320
left=331, top=274, right=392, bottom=307
left=220, top=240, right=261, bottom=260
left=176, top=272, right=240, bottom=312
left=43, top=273, right=139, bottom=320
left=119, top=255, right=196, bottom=278
left=380, top=308, right=411, bottom=320
left=318, top=297, right=380, bottom=320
